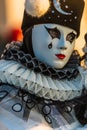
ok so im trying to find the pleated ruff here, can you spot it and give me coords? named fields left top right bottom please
left=0, top=60, right=84, bottom=101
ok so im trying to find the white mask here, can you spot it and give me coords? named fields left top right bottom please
left=32, top=24, right=77, bottom=69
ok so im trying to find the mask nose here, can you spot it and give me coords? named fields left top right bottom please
left=59, top=46, right=67, bottom=50
left=56, top=36, right=67, bottom=50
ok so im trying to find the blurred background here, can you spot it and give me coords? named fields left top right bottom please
left=0, top=0, right=25, bottom=55
left=0, top=0, right=24, bottom=42
left=0, top=0, right=87, bottom=56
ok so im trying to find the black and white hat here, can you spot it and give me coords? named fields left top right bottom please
left=21, top=0, right=84, bottom=37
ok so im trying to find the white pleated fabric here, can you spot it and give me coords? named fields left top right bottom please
left=0, top=60, right=85, bottom=101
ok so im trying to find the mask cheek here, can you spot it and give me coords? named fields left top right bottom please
left=66, top=45, right=74, bottom=60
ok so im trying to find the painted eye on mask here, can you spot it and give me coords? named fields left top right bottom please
left=48, top=42, right=52, bottom=49
left=66, top=32, right=77, bottom=43
left=44, top=26, right=61, bottom=39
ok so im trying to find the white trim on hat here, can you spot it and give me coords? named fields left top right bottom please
left=25, top=0, right=50, bottom=17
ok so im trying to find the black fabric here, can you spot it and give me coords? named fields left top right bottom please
left=21, top=0, right=84, bottom=37
left=21, top=27, right=35, bottom=57
left=74, top=94, right=87, bottom=125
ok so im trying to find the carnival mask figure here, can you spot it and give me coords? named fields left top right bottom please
left=21, top=0, right=84, bottom=69
left=0, top=0, right=87, bottom=130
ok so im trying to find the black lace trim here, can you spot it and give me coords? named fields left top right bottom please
left=1, top=41, right=80, bottom=80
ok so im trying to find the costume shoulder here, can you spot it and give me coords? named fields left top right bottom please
left=78, top=66, right=87, bottom=88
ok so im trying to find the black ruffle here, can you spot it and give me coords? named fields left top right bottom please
left=1, top=41, right=80, bottom=80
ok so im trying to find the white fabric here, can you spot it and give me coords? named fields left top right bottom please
left=0, top=103, right=86, bottom=130
left=0, top=60, right=84, bottom=101
left=0, top=104, right=81, bottom=130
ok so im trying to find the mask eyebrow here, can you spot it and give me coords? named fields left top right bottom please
left=44, top=26, right=61, bottom=39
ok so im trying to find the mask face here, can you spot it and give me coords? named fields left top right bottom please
left=32, top=24, right=77, bottom=69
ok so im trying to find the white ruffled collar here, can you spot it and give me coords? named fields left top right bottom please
left=0, top=60, right=84, bottom=101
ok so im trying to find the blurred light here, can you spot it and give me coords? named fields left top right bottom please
left=9, top=28, right=23, bottom=41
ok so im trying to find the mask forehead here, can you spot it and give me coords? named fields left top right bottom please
left=32, top=24, right=52, bottom=45
left=45, top=24, right=77, bottom=36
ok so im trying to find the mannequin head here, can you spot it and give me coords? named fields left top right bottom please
left=21, top=0, right=84, bottom=69
left=32, top=24, right=77, bottom=68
